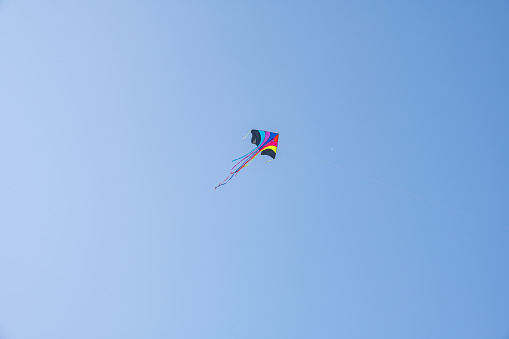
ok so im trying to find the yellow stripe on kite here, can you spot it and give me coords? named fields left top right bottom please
left=262, top=145, right=278, bottom=153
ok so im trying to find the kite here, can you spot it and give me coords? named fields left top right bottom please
left=215, top=129, right=279, bottom=189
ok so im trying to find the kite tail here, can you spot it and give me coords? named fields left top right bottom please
left=215, top=173, right=235, bottom=189
left=231, top=146, right=258, bottom=162
left=215, top=149, right=261, bottom=189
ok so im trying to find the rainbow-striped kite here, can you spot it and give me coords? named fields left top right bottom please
left=215, top=129, right=279, bottom=189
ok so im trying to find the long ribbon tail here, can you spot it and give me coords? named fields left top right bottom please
left=231, top=146, right=259, bottom=162
left=215, top=173, right=235, bottom=189
left=215, top=149, right=262, bottom=189
left=230, top=147, right=260, bottom=172
left=238, top=149, right=262, bottom=171
left=215, top=134, right=266, bottom=189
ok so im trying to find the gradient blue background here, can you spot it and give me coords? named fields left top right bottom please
left=1, top=1, right=508, bottom=338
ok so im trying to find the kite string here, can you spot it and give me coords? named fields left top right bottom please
left=289, top=147, right=502, bottom=227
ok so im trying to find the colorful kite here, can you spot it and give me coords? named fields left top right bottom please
left=215, top=129, right=279, bottom=189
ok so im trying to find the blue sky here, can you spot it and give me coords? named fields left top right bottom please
left=1, top=1, right=508, bottom=338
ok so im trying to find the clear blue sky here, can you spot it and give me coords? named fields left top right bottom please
left=1, top=1, right=508, bottom=338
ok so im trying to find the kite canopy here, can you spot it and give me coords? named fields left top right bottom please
left=215, top=129, right=279, bottom=189
left=250, top=129, right=279, bottom=159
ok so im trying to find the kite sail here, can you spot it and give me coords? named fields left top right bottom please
left=215, top=129, right=279, bottom=189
